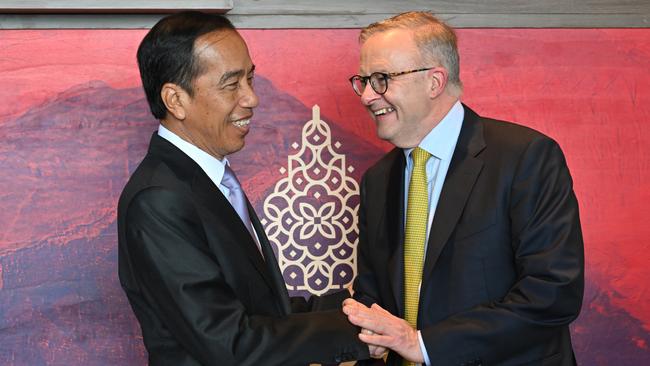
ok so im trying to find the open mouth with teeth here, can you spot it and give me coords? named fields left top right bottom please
left=232, top=118, right=251, bottom=128
left=373, top=107, right=395, bottom=116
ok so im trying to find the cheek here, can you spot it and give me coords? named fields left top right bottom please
left=381, top=90, right=402, bottom=108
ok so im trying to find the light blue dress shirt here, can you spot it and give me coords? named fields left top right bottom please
left=403, top=101, right=464, bottom=366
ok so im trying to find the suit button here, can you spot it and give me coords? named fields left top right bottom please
left=334, top=356, right=341, bottom=363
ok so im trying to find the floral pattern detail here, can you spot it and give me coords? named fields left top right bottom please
left=262, top=105, right=359, bottom=296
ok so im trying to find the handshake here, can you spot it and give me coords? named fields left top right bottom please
left=342, top=298, right=425, bottom=363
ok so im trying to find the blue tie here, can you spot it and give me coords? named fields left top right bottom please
left=221, top=164, right=261, bottom=253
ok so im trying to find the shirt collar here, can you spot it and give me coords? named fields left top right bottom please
left=157, top=124, right=229, bottom=188
left=404, top=100, right=464, bottom=161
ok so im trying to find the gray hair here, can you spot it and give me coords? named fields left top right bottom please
left=360, top=11, right=462, bottom=96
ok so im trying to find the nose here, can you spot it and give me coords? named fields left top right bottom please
left=360, top=82, right=380, bottom=106
left=240, top=83, right=259, bottom=109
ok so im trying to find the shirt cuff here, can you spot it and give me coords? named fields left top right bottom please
left=417, top=330, right=431, bottom=366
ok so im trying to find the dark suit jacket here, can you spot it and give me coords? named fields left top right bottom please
left=354, top=105, right=584, bottom=366
left=118, top=134, right=368, bottom=366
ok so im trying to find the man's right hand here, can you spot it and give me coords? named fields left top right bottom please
left=342, top=299, right=424, bottom=363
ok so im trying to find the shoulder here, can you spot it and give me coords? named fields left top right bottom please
left=466, top=111, right=571, bottom=186
left=363, top=147, right=402, bottom=181
left=484, top=119, right=565, bottom=166
left=118, top=153, right=197, bottom=222
left=120, top=186, right=199, bottom=234
left=484, top=118, right=551, bottom=144
left=465, top=106, right=562, bottom=155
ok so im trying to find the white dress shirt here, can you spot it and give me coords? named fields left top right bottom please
left=157, top=124, right=262, bottom=250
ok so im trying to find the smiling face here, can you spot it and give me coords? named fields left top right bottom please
left=165, top=29, right=258, bottom=160
left=359, top=28, right=438, bottom=148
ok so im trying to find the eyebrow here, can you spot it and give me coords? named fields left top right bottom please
left=219, top=64, right=256, bottom=85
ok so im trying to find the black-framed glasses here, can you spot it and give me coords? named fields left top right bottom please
left=348, top=67, right=434, bottom=96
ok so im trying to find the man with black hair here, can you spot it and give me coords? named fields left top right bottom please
left=118, top=11, right=370, bottom=366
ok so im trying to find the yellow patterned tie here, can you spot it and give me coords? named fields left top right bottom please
left=403, top=147, right=431, bottom=366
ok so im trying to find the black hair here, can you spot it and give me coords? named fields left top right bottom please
left=136, top=11, right=235, bottom=119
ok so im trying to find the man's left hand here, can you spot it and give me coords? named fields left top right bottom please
left=361, top=328, right=387, bottom=358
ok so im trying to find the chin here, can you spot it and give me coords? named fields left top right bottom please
left=235, top=141, right=246, bottom=153
left=376, top=126, right=396, bottom=142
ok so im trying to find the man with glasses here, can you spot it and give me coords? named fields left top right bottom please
left=342, top=11, right=584, bottom=366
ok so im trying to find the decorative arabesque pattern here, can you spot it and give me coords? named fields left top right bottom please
left=261, top=105, right=359, bottom=296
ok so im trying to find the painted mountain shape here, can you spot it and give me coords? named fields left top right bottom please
left=0, top=77, right=383, bottom=258
left=0, top=76, right=383, bottom=364
left=1, top=77, right=648, bottom=365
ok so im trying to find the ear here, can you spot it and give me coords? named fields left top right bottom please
left=428, top=67, right=449, bottom=98
left=161, top=83, right=189, bottom=120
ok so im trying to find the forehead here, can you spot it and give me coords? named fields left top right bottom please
left=193, top=30, right=252, bottom=73
left=359, top=29, right=421, bottom=74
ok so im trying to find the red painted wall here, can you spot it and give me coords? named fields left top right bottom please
left=0, top=28, right=648, bottom=364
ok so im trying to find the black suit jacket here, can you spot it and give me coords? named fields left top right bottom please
left=118, top=133, right=368, bottom=366
left=354, top=105, right=584, bottom=366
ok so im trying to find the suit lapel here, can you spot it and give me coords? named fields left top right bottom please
left=190, top=161, right=277, bottom=293
left=421, top=106, right=486, bottom=291
left=385, top=151, right=406, bottom=317
left=149, top=134, right=283, bottom=307
left=249, top=201, right=292, bottom=315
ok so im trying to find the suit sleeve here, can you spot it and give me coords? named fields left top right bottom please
left=420, top=137, right=584, bottom=365
left=290, top=290, right=352, bottom=313
left=124, top=187, right=368, bottom=366
left=352, top=173, right=384, bottom=308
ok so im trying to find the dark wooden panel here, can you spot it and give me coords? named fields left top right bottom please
left=231, top=0, right=650, bottom=15
left=0, top=0, right=648, bottom=28
left=0, top=0, right=232, bottom=13
left=228, top=13, right=650, bottom=28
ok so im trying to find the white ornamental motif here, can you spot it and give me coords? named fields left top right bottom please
left=262, top=105, right=359, bottom=296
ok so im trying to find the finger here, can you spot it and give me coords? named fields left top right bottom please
left=346, top=312, right=368, bottom=327
left=370, top=302, right=393, bottom=316
left=344, top=303, right=368, bottom=318
left=343, top=298, right=359, bottom=307
left=368, top=345, right=386, bottom=358
left=342, top=302, right=358, bottom=316
left=359, top=332, right=393, bottom=348
left=342, top=299, right=364, bottom=315
left=349, top=309, right=389, bottom=334
left=347, top=310, right=384, bottom=332
left=368, top=344, right=386, bottom=358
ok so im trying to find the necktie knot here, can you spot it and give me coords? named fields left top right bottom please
left=411, top=147, right=431, bottom=167
left=221, top=164, right=241, bottom=192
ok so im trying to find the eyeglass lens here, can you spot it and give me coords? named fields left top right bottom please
left=352, top=73, right=388, bottom=96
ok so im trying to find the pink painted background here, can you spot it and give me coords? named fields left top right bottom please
left=0, top=28, right=648, bottom=364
